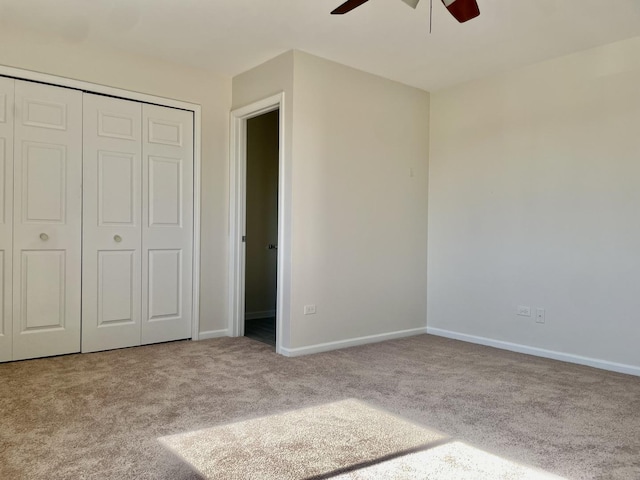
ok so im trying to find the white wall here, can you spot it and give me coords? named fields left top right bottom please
left=0, top=24, right=232, bottom=337
left=290, top=52, right=429, bottom=349
left=233, top=51, right=295, bottom=347
left=234, top=51, right=430, bottom=352
left=428, top=36, right=640, bottom=371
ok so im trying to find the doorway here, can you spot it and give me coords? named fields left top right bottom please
left=229, top=92, right=287, bottom=354
left=243, top=110, right=279, bottom=347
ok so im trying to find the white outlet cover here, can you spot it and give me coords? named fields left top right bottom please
left=304, top=305, right=316, bottom=315
left=517, top=305, right=531, bottom=317
left=536, top=308, right=545, bottom=324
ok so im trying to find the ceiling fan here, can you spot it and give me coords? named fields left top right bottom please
left=331, top=0, right=480, bottom=24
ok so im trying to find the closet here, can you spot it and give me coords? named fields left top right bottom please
left=0, top=78, right=194, bottom=362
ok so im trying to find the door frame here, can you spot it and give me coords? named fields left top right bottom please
left=0, top=64, right=203, bottom=341
left=229, top=93, right=287, bottom=354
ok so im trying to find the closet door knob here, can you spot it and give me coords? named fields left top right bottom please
left=39, top=233, right=49, bottom=241
left=114, top=235, right=122, bottom=243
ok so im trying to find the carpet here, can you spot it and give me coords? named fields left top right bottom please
left=0, top=334, right=639, bottom=479
left=160, top=399, right=443, bottom=479
left=160, top=399, right=563, bottom=479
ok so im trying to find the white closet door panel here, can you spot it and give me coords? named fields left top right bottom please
left=20, top=250, right=66, bottom=328
left=148, top=249, right=181, bottom=320
left=142, top=105, right=193, bottom=345
left=82, top=94, right=142, bottom=353
left=0, top=77, right=14, bottom=362
left=12, top=81, right=82, bottom=361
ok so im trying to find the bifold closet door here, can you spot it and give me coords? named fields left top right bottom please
left=0, top=77, right=14, bottom=362
left=82, top=94, right=142, bottom=353
left=12, top=81, right=82, bottom=361
left=141, top=105, right=193, bottom=344
left=83, top=98, right=193, bottom=350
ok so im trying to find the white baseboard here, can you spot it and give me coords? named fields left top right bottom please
left=245, top=310, right=276, bottom=321
left=280, top=327, right=427, bottom=357
left=197, top=329, right=229, bottom=340
left=427, top=327, right=640, bottom=377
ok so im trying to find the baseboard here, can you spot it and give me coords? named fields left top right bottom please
left=280, top=327, right=427, bottom=357
left=197, top=329, right=229, bottom=340
left=427, top=327, right=640, bottom=377
left=245, top=310, right=276, bottom=321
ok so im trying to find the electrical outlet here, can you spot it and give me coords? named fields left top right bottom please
left=536, top=308, right=545, bottom=324
left=517, top=305, right=531, bottom=317
left=304, top=305, right=316, bottom=315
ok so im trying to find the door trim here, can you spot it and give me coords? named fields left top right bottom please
left=0, top=64, right=202, bottom=341
left=229, top=93, right=287, bottom=354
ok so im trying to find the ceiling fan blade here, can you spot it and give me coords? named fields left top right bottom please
left=441, top=0, right=480, bottom=23
left=331, top=0, right=371, bottom=15
left=400, top=0, right=420, bottom=8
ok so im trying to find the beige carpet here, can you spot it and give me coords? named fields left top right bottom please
left=160, top=399, right=562, bottom=480
left=160, top=399, right=445, bottom=479
left=1, top=334, right=639, bottom=479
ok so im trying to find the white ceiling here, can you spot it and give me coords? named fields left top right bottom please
left=2, top=0, right=640, bottom=91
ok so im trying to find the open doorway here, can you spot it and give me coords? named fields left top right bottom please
left=229, top=92, right=287, bottom=354
left=243, top=110, right=279, bottom=347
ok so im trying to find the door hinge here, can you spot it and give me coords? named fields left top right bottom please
left=242, top=236, right=246, bottom=242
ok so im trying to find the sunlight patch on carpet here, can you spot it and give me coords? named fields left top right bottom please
left=159, top=398, right=566, bottom=479
left=159, top=399, right=444, bottom=479
left=329, top=441, right=566, bottom=479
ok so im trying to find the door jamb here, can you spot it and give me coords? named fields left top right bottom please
left=229, top=93, right=286, bottom=354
